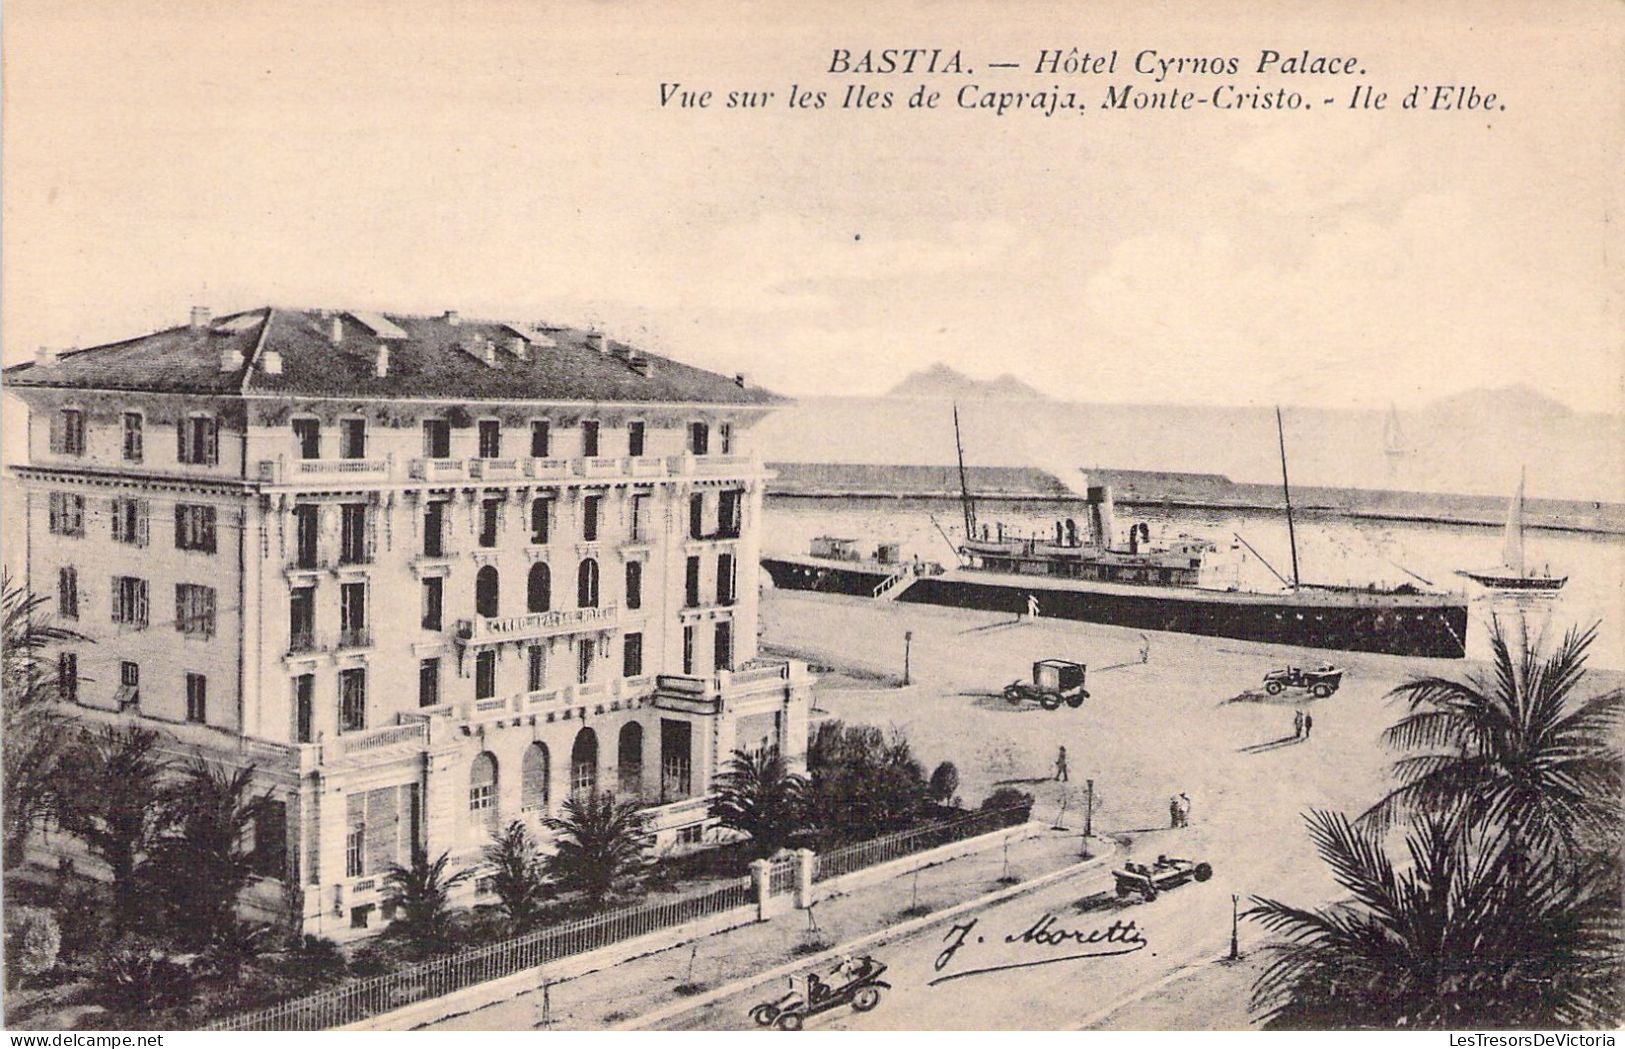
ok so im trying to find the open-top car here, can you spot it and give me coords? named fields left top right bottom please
left=1112, top=855, right=1214, bottom=902
left=750, top=956, right=890, bottom=1030
left=1262, top=664, right=1343, bottom=698
left=1003, top=659, right=1089, bottom=710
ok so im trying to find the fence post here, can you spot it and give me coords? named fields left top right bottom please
left=750, top=858, right=772, bottom=920
left=794, top=848, right=816, bottom=909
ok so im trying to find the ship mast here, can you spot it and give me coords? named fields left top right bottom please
left=1276, top=406, right=1301, bottom=589
left=953, top=403, right=978, bottom=543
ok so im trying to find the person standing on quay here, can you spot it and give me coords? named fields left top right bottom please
left=1304, top=712, right=1314, bottom=739
left=1054, top=745, right=1069, bottom=782
left=1178, top=792, right=1191, bottom=827
left=1294, top=709, right=1304, bottom=739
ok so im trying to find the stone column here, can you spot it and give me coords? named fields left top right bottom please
left=794, top=848, right=816, bottom=909
left=750, top=857, right=771, bottom=921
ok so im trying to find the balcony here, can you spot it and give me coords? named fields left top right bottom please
left=258, top=457, right=391, bottom=484
left=469, top=458, right=523, bottom=480
left=320, top=720, right=429, bottom=763
left=336, top=627, right=373, bottom=651
left=668, top=453, right=757, bottom=477
left=287, top=631, right=319, bottom=657
left=524, top=457, right=572, bottom=480
left=410, top=458, right=468, bottom=482
left=574, top=456, right=624, bottom=479
left=456, top=604, right=619, bottom=645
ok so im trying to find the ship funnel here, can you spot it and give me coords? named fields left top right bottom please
left=1086, top=485, right=1116, bottom=547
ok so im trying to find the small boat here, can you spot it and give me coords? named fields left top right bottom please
left=1457, top=468, right=1567, bottom=591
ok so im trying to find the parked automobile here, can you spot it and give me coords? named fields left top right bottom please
left=1003, top=659, right=1089, bottom=710
left=1112, top=855, right=1214, bottom=902
left=750, top=956, right=891, bottom=1030
left=1262, top=664, right=1343, bottom=698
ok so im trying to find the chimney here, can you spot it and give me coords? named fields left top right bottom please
left=481, top=339, right=496, bottom=366
left=329, top=315, right=344, bottom=344
left=374, top=344, right=390, bottom=378
left=220, top=346, right=244, bottom=372
left=609, top=343, right=631, bottom=361
left=261, top=347, right=284, bottom=375
left=734, top=372, right=749, bottom=388
left=35, top=346, right=57, bottom=367
left=443, top=310, right=461, bottom=326
left=190, top=306, right=212, bottom=330
left=628, top=352, right=652, bottom=376
left=586, top=331, right=606, bottom=354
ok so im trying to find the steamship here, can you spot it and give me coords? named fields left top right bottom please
left=761, top=408, right=1471, bottom=659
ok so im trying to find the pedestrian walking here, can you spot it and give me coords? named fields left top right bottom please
left=1178, top=792, right=1191, bottom=827
left=1169, top=794, right=1181, bottom=829
left=1293, top=709, right=1304, bottom=739
left=1304, top=713, right=1314, bottom=738
left=1054, top=745, right=1069, bottom=782
left=1026, top=594, right=1041, bottom=620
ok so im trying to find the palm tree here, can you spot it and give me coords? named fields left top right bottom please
left=2, top=572, right=86, bottom=865
left=1363, top=618, right=1622, bottom=859
left=53, top=725, right=173, bottom=933
left=382, top=848, right=472, bottom=954
left=145, top=759, right=271, bottom=946
left=541, top=792, right=651, bottom=906
left=1247, top=809, right=1622, bottom=1029
left=709, top=748, right=806, bottom=856
left=483, top=820, right=548, bottom=928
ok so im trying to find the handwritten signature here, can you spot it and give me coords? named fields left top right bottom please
left=929, top=914, right=1147, bottom=985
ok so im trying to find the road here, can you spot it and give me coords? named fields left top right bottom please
left=659, top=826, right=1256, bottom=1030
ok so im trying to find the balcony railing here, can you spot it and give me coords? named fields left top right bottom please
left=470, top=458, right=522, bottom=480
left=336, top=628, right=373, bottom=650
left=525, top=457, right=572, bottom=480
left=258, top=457, right=391, bottom=483
left=321, top=721, right=429, bottom=762
left=410, top=458, right=467, bottom=482
left=287, top=631, right=318, bottom=656
left=575, top=456, right=624, bottom=479
left=457, top=604, right=618, bottom=644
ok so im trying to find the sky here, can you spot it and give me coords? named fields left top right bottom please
left=3, top=0, right=1622, bottom=413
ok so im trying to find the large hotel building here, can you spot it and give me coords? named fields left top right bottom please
left=5, top=306, right=812, bottom=938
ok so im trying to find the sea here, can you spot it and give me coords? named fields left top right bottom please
left=763, top=496, right=1625, bottom=669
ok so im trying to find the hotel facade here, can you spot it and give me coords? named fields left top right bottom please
left=5, top=306, right=811, bottom=938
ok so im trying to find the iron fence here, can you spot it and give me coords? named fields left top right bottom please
left=812, top=805, right=1029, bottom=884
left=207, top=877, right=753, bottom=1031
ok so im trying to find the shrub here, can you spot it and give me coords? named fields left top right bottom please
left=928, top=762, right=960, bottom=804
left=96, top=939, right=194, bottom=1014
left=4, top=906, right=61, bottom=987
left=981, top=787, right=1034, bottom=821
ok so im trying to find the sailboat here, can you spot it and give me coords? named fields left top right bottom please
left=1456, top=467, right=1567, bottom=591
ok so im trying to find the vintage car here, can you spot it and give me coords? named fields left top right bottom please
left=1112, top=855, right=1214, bottom=902
left=1003, top=659, right=1089, bottom=710
left=1262, top=664, right=1343, bottom=698
left=750, top=956, right=891, bottom=1030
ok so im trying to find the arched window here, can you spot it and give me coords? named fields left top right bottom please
left=577, top=558, right=599, bottom=609
left=521, top=743, right=550, bottom=813
left=469, top=751, right=498, bottom=829
left=617, top=723, right=644, bottom=799
left=527, top=562, right=551, bottom=613
left=571, top=728, right=598, bottom=799
left=475, top=565, right=500, bottom=618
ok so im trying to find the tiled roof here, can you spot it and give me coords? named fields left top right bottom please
left=4, top=307, right=781, bottom=406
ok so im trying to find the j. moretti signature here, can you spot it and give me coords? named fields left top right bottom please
left=931, top=914, right=1147, bottom=986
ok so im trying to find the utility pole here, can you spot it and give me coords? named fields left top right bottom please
left=903, top=630, right=913, bottom=685
left=1083, top=779, right=1094, bottom=843
left=1230, top=894, right=1240, bottom=961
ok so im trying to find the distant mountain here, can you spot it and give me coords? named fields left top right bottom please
left=885, top=363, right=1048, bottom=401
left=1425, top=384, right=1576, bottom=424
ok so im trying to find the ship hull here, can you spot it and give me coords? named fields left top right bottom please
left=1456, top=570, right=1567, bottom=591
left=762, top=557, right=1469, bottom=658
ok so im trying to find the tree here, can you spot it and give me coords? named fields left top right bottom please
left=805, top=721, right=930, bottom=841
left=144, top=759, right=272, bottom=947
left=1247, top=809, right=1622, bottom=1029
left=2, top=572, right=86, bottom=865
left=382, top=848, right=472, bottom=954
left=1363, top=619, right=1622, bottom=860
left=542, top=792, right=651, bottom=905
left=4, top=907, right=62, bottom=988
left=483, top=820, right=548, bottom=928
left=53, top=725, right=173, bottom=933
left=709, top=748, right=807, bottom=856
left=928, top=761, right=960, bottom=805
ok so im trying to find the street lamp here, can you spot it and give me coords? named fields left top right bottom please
left=903, top=630, right=913, bottom=685
left=1230, top=894, right=1240, bottom=960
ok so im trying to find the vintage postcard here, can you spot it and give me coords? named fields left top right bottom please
left=1, top=0, right=1621, bottom=1038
